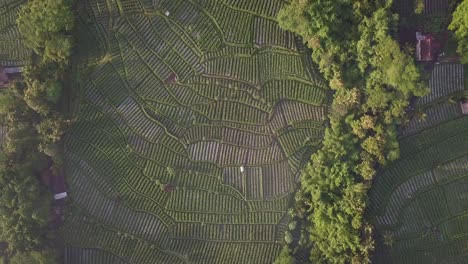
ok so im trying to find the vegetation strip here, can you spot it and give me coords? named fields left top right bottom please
left=0, top=0, right=75, bottom=262
left=274, top=1, right=428, bottom=263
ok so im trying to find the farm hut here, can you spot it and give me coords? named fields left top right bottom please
left=0, top=67, right=22, bottom=88
left=460, top=100, right=468, bottom=115
left=54, top=192, right=67, bottom=200
left=416, top=32, right=441, bottom=61
left=164, top=184, right=174, bottom=192
left=165, top=73, right=178, bottom=84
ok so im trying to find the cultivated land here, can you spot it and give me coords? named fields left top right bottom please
left=0, top=0, right=29, bottom=66
left=370, top=64, right=468, bottom=263
left=60, top=0, right=329, bottom=263
left=0, top=0, right=467, bottom=263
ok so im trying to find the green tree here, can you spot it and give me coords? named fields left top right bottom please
left=22, top=75, right=63, bottom=116
left=273, top=246, right=295, bottom=264
left=0, top=170, right=51, bottom=252
left=17, top=0, right=74, bottom=63
left=449, top=0, right=468, bottom=63
left=414, top=0, right=425, bottom=14
left=36, top=115, right=69, bottom=145
left=0, top=90, right=19, bottom=114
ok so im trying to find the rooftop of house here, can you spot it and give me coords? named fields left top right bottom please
left=416, top=32, right=441, bottom=61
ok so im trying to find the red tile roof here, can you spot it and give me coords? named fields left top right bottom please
left=416, top=32, right=441, bottom=61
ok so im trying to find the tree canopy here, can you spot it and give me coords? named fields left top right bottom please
left=17, top=0, right=74, bottom=63
left=449, top=0, right=468, bottom=63
left=277, top=0, right=426, bottom=263
left=0, top=0, right=75, bottom=262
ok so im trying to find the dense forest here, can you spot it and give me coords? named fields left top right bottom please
left=274, top=0, right=467, bottom=263
left=0, top=0, right=74, bottom=262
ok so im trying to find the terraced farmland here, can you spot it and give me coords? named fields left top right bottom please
left=370, top=64, right=468, bottom=263
left=61, top=0, right=329, bottom=263
left=0, top=0, right=30, bottom=66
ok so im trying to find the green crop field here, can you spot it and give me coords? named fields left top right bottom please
left=60, top=0, right=329, bottom=263
left=370, top=64, right=468, bottom=263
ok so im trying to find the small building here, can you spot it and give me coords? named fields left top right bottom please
left=165, top=73, right=178, bottom=84
left=0, top=67, right=22, bottom=88
left=461, top=100, right=468, bottom=115
left=54, top=192, right=68, bottom=200
left=416, top=32, right=441, bottom=61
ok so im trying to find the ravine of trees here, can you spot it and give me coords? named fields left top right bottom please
left=275, top=0, right=427, bottom=263
left=0, top=0, right=75, bottom=262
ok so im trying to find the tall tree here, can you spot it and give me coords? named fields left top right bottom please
left=449, top=0, right=468, bottom=63
left=17, top=0, right=74, bottom=63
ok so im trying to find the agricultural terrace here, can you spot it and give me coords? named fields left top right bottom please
left=370, top=64, right=468, bottom=263
left=60, top=0, right=329, bottom=263
left=0, top=0, right=30, bottom=66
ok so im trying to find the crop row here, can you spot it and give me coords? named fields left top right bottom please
left=417, top=64, right=464, bottom=106
left=375, top=171, right=434, bottom=226
left=222, top=0, right=285, bottom=19
left=68, top=160, right=172, bottom=246
left=169, top=238, right=281, bottom=264
left=370, top=126, right=468, bottom=213
left=202, top=0, right=254, bottom=44
left=253, top=16, right=296, bottom=49
left=173, top=222, right=276, bottom=241
left=222, top=161, right=296, bottom=199
left=401, top=102, right=462, bottom=137
left=168, top=211, right=284, bottom=225
left=399, top=116, right=468, bottom=158
left=62, top=216, right=186, bottom=264
left=64, top=0, right=329, bottom=262
left=0, top=0, right=30, bottom=66
left=184, top=125, right=271, bottom=148
left=64, top=247, right=129, bottom=264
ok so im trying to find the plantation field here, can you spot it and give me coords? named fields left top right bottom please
left=60, top=0, right=329, bottom=263
left=370, top=64, right=468, bottom=263
left=0, top=0, right=30, bottom=66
